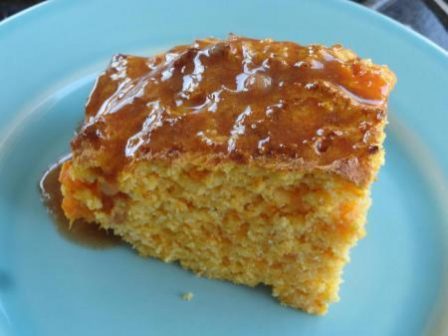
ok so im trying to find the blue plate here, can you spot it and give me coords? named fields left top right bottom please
left=1, top=0, right=447, bottom=335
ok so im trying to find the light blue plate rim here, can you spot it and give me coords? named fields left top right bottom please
left=0, top=0, right=447, bottom=335
left=1, top=0, right=447, bottom=58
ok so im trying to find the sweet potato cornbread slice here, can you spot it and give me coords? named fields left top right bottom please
left=60, top=36, right=395, bottom=314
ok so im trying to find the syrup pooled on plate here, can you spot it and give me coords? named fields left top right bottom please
left=39, top=157, right=121, bottom=249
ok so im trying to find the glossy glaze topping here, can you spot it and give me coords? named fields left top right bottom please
left=73, top=36, right=395, bottom=184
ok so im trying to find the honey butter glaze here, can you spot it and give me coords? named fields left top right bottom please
left=73, top=35, right=396, bottom=186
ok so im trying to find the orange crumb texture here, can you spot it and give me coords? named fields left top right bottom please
left=59, top=36, right=395, bottom=314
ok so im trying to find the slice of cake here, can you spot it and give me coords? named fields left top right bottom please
left=59, top=36, right=395, bottom=314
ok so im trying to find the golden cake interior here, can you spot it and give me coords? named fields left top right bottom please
left=59, top=36, right=395, bottom=314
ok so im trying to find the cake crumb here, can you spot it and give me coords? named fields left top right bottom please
left=181, top=292, right=194, bottom=301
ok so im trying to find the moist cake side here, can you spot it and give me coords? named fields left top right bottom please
left=58, top=36, right=396, bottom=314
